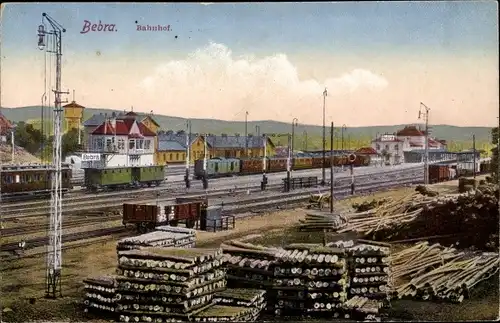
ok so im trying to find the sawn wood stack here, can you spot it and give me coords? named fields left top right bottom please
left=116, top=227, right=196, bottom=251
left=83, top=276, right=118, bottom=315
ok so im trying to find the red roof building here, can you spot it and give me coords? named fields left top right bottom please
left=92, top=118, right=156, bottom=137
left=0, top=112, right=14, bottom=136
left=396, top=125, right=426, bottom=137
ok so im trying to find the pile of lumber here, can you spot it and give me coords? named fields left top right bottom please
left=192, top=305, right=258, bottom=322
left=390, top=242, right=499, bottom=303
left=221, top=241, right=279, bottom=290
left=296, top=211, right=348, bottom=232
left=199, top=289, right=267, bottom=321
left=271, top=243, right=349, bottom=319
left=116, top=227, right=196, bottom=251
left=115, top=247, right=226, bottom=322
left=83, top=276, right=117, bottom=315
left=338, top=189, right=499, bottom=251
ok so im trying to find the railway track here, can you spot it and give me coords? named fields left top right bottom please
left=0, top=174, right=422, bottom=257
left=4, top=164, right=423, bottom=204
left=1, top=167, right=422, bottom=219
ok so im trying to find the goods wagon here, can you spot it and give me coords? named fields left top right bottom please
left=123, top=197, right=207, bottom=232
left=293, top=157, right=313, bottom=170
left=1, top=164, right=72, bottom=199
left=429, top=164, right=450, bottom=184
left=194, top=158, right=240, bottom=179
left=85, top=165, right=165, bottom=191
left=240, top=158, right=264, bottom=175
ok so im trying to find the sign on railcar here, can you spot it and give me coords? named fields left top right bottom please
left=81, top=153, right=102, bottom=162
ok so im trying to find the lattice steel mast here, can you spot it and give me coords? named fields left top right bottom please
left=38, top=13, right=68, bottom=298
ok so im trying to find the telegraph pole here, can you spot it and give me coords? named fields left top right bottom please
left=244, top=111, right=249, bottom=158
left=419, top=102, right=430, bottom=185
left=184, top=120, right=191, bottom=189
left=38, top=13, right=69, bottom=298
left=291, top=118, right=298, bottom=174
left=202, top=133, right=208, bottom=190
left=322, top=88, right=327, bottom=186
left=472, top=134, right=476, bottom=179
left=330, top=122, right=334, bottom=213
left=261, top=134, right=268, bottom=191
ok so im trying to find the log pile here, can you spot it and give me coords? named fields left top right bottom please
left=390, top=242, right=499, bottom=303
left=207, top=289, right=266, bottom=321
left=328, top=240, right=391, bottom=321
left=271, top=243, right=349, bottom=319
left=221, top=241, right=279, bottom=290
left=296, top=211, right=348, bottom=232
left=192, top=305, right=258, bottom=322
left=117, top=227, right=196, bottom=251
left=338, top=189, right=499, bottom=251
left=115, top=247, right=226, bottom=322
left=83, top=276, right=117, bottom=315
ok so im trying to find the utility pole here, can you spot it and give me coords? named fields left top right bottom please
left=303, top=130, right=308, bottom=151
left=38, top=13, right=69, bottom=299
left=11, top=127, right=15, bottom=163
left=261, top=134, right=268, bottom=191
left=341, top=124, right=347, bottom=170
left=291, top=118, right=298, bottom=173
left=472, top=134, right=476, bottom=179
left=419, top=102, right=430, bottom=185
left=244, top=111, right=249, bottom=158
left=202, top=133, right=208, bottom=190
left=255, top=125, right=260, bottom=138
left=184, top=120, right=191, bottom=189
left=330, top=122, right=334, bottom=213
left=286, top=134, right=292, bottom=192
left=322, top=88, right=327, bottom=186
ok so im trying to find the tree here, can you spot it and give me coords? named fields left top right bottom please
left=61, top=128, right=80, bottom=158
left=13, top=121, right=44, bottom=155
left=492, top=127, right=498, bottom=181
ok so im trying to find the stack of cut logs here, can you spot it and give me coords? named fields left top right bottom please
left=195, top=288, right=267, bottom=321
left=115, top=247, right=226, bottom=322
left=272, top=243, right=349, bottom=319
left=343, top=240, right=391, bottom=321
left=83, top=276, right=117, bottom=315
left=296, top=211, right=348, bottom=232
left=116, top=227, right=196, bottom=251
left=390, top=242, right=499, bottom=303
left=192, top=305, right=258, bottom=322
left=221, top=241, right=279, bottom=290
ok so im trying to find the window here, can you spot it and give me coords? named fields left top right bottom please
left=144, top=140, right=151, bottom=150
left=137, top=139, right=144, bottom=150
left=106, top=138, right=113, bottom=150
left=176, top=153, right=179, bottom=160
left=385, top=145, right=389, bottom=150
left=95, top=138, right=104, bottom=150
left=169, top=153, right=173, bottom=160
left=376, top=144, right=380, bottom=150
left=129, top=140, right=135, bottom=150
left=394, top=144, right=399, bottom=150
left=118, top=139, right=125, bottom=150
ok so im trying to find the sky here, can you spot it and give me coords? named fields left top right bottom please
left=1, top=2, right=498, bottom=127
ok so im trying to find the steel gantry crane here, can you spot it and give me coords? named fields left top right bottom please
left=37, top=13, right=69, bottom=298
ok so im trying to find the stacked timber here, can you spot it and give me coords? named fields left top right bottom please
left=115, top=247, right=226, bottom=322
left=221, top=241, right=279, bottom=290
left=193, top=289, right=267, bottom=321
left=272, top=243, right=349, bottom=319
left=117, top=227, right=196, bottom=251
left=345, top=240, right=391, bottom=321
left=296, top=211, right=348, bottom=232
left=192, top=305, right=258, bottom=322
left=83, top=276, right=117, bottom=315
left=390, top=242, right=499, bottom=303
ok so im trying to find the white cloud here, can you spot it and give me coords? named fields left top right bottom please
left=139, top=42, right=388, bottom=123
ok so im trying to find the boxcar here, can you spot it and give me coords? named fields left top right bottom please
left=194, top=158, right=241, bottom=179
left=1, top=164, right=72, bottom=199
left=132, top=165, right=165, bottom=186
left=85, top=167, right=133, bottom=190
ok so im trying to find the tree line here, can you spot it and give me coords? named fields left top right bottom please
left=7, top=121, right=81, bottom=160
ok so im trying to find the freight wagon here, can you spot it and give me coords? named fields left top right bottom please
left=1, top=164, right=73, bottom=200
left=84, top=165, right=166, bottom=191
left=122, top=197, right=208, bottom=233
left=428, top=164, right=457, bottom=184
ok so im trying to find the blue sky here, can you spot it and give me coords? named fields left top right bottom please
left=1, top=2, right=498, bottom=127
left=2, top=2, right=498, bottom=58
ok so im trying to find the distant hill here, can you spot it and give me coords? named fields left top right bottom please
left=0, top=106, right=494, bottom=143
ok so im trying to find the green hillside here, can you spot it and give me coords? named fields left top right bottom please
left=1, top=106, right=494, bottom=143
